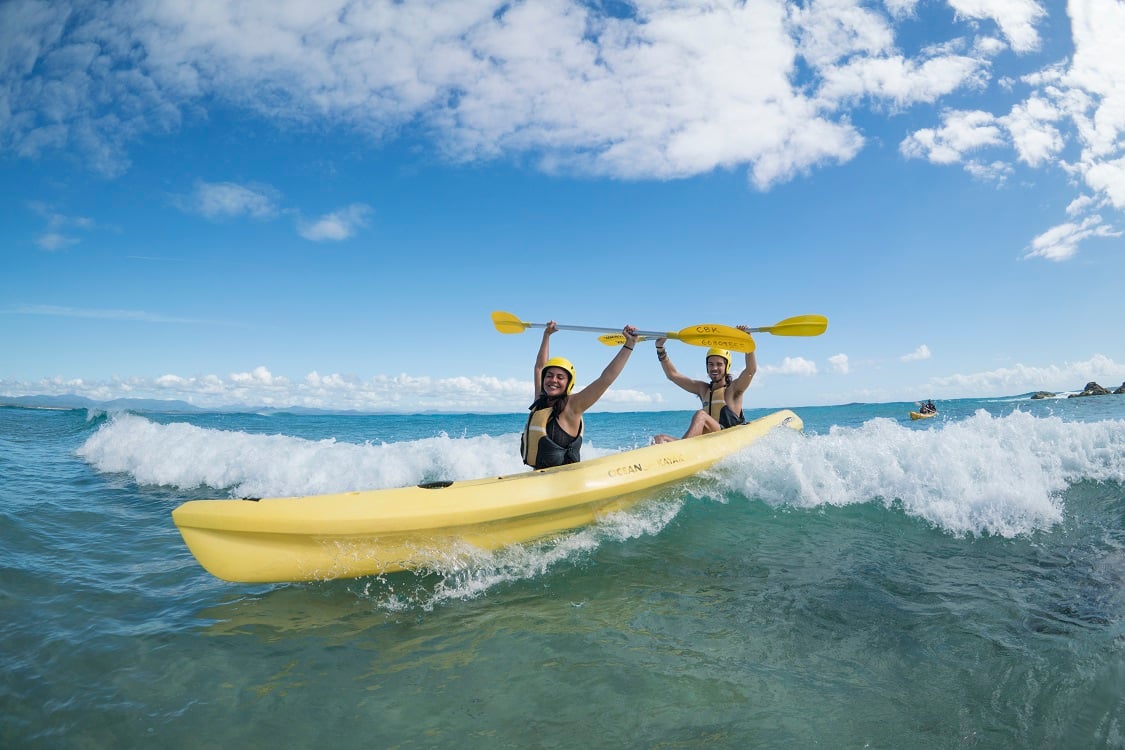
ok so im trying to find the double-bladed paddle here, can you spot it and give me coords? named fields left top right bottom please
left=595, top=314, right=828, bottom=348
left=491, top=310, right=758, bottom=353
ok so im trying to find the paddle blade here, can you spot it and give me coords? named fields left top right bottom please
left=683, top=334, right=756, bottom=354
left=491, top=310, right=530, bottom=334
left=757, top=315, right=828, bottom=337
left=677, top=324, right=756, bottom=354
left=598, top=334, right=650, bottom=346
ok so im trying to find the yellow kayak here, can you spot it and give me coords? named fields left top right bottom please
left=172, top=409, right=803, bottom=583
left=910, top=410, right=937, bottom=420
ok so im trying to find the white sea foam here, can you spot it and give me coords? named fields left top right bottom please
left=76, top=413, right=532, bottom=498
left=75, top=413, right=629, bottom=498
left=724, top=409, right=1125, bottom=538
left=367, top=497, right=686, bottom=610
left=76, top=414, right=691, bottom=604
left=76, top=409, right=1125, bottom=605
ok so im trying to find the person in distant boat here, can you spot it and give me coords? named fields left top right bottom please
left=920, top=399, right=937, bottom=414
left=522, top=321, right=639, bottom=469
left=651, top=330, right=757, bottom=444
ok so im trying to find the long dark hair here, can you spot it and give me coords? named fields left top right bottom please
left=529, top=392, right=568, bottom=418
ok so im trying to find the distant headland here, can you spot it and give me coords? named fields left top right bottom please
left=1031, top=382, right=1125, bottom=399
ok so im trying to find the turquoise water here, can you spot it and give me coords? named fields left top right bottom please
left=3, top=395, right=1125, bottom=747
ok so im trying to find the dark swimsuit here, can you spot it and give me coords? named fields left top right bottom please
left=522, top=396, right=583, bottom=469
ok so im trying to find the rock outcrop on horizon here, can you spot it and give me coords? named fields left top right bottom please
left=1030, top=391, right=1055, bottom=399
left=1067, top=381, right=1116, bottom=398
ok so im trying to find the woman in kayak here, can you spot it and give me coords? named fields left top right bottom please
left=652, top=331, right=757, bottom=444
left=522, top=321, right=639, bottom=469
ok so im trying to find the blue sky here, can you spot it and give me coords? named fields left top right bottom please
left=2, top=0, right=1124, bottom=413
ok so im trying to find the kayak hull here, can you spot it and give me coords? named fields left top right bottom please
left=172, top=409, right=802, bottom=583
left=909, top=411, right=937, bottom=420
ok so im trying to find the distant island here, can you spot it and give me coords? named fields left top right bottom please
left=1031, top=382, right=1125, bottom=399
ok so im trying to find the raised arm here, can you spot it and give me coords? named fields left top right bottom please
left=726, top=329, right=758, bottom=399
left=655, top=338, right=707, bottom=397
left=567, top=325, right=638, bottom=414
left=533, top=321, right=558, bottom=397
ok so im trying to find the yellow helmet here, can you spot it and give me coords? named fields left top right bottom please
left=705, top=347, right=731, bottom=371
left=543, top=356, right=577, bottom=394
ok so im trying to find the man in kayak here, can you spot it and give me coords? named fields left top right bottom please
left=522, top=320, right=639, bottom=469
left=651, top=329, right=757, bottom=444
left=920, top=399, right=937, bottom=414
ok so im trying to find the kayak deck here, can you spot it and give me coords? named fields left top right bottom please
left=172, top=409, right=802, bottom=583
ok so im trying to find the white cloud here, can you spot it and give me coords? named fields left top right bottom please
left=1002, top=95, right=1063, bottom=166
left=1084, top=157, right=1125, bottom=209
left=900, top=109, right=1004, bottom=164
left=35, top=232, right=79, bottom=251
left=7, top=0, right=1124, bottom=259
left=883, top=0, right=919, bottom=18
left=0, top=0, right=956, bottom=191
left=948, top=0, right=1046, bottom=54
left=901, top=344, right=931, bottom=362
left=1063, top=0, right=1125, bottom=161
left=928, top=353, right=1125, bottom=396
left=1066, top=194, right=1098, bottom=217
left=790, top=0, right=895, bottom=69
left=828, top=353, right=850, bottom=374
left=816, top=53, right=987, bottom=109
left=964, top=159, right=1013, bottom=182
left=3, top=304, right=236, bottom=325
left=186, top=180, right=280, bottom=220
left=297, top=203, right=373, bottom=241
left=230, top=366, right=280, bottom=386
left=1023, top=215, right=1120, bottom=261
left=5, top=354, right=1125, bottom=412
left=27, top=202, right=97, bottom=249
left=763, top=356, right=819, bottom=376
left=0, top=368, right=538, bottom=413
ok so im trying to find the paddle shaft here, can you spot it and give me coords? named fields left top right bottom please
left=520, top=321, right=687, bottom=340
left=491, top=311, right=777, bottom=353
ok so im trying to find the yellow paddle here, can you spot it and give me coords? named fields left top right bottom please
left=597, top=314, right=828, bottom=348
left=491, top=311, right=758, bottom=353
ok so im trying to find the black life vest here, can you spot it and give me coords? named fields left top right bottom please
left=702, top=380, right=745, bottom=429
left=521, top=396, right=583, bottom=469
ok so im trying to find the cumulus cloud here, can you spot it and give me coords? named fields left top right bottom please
left=927, top=353, right=1125, bottom=396
left=297, top=203, right=373, bottom=241
left=0, top=367, right=563, bottom=413
left=1023, top=215, right=1121, bottom=261
left=900, top=109, right=1004, bottom=164
left=947, top=0, right=1046, bottom=54
left=763, top=356, right=819, bottom=376
left=0, top=0, right=988, bottom=193
left=898, top=0, right=1125, bottom=259
left=828, top=353, right=850, bottom=374
left=27, top=201, right=96, bottom=250
left=181, top=180, right=280, bottom=220
left=35, top=232, right=80, bottom=251
left=3, top=0, right=1122, bottom=257
left=1003, top=94, right=1063, bottom=166
left=901, top=344, right=932, bottom=362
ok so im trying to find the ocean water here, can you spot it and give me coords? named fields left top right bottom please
left=3, top=395, right=1125, bottom=748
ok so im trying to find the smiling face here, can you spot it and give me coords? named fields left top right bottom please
left=706, top=356, right=728, bottom=382
left=542, top=367, right=571, bottom=396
